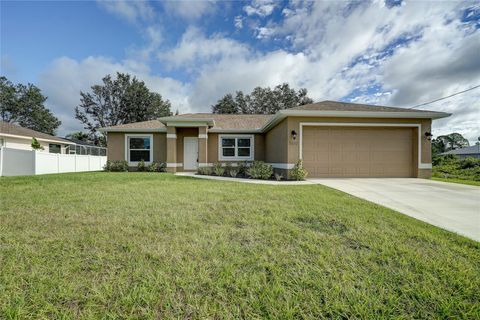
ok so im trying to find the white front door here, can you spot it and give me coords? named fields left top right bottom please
left=183, top=137, right=198, bottom=170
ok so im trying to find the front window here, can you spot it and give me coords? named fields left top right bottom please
left=49, top=144, right=61, bottom=154
left=127, top=135, right=152, bottom=163
left=219, top=135, right=253, bottom=160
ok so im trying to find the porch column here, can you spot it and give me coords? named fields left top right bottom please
left=198, top=126, right=208, bottom=167
left=166, top=126, right=177, bottom=173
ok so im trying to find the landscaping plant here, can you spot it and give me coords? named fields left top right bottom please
left=246, top=161, right=273, bottom=180
left=290, top=160, right=308, bottom=181
left=212, top=162, right=225, bottom=176
left=103, top=160, right=128, bottom=172
left=137, top=159, right=147, bottom=172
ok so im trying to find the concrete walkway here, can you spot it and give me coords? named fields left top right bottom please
left=309, top=178, right=480, bottom=241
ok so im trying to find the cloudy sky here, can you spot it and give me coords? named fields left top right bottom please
left=1, top=0, right=479, bottom=142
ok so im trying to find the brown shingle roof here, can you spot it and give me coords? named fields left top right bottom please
left=100, top=120, right=165, bottom=131
left=175, top=113, right=273, bottom=130
left=0, top=121, right=71, bottom=143
left=291, top=100, right=439, bottom=113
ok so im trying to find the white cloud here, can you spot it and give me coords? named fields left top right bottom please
left=39, top=1, right=480, bottom=143
left=234, top=15, right=244, bottom=29
left=158, top=27, right=250, bottom=70
left=97, top=0, right=154, bottom=24
left=38, top=56, right=190, bottom=136
left=244, top=0, right=277, bottom=17
left=162, top=0, right=215, bottom=20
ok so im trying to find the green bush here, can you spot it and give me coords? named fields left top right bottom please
left=290, top=160, right=308, bottom=181
left=212, top=162, right=225, bottom=176
left=137, top=160, right=147, bottom=172
left=229, top=168, right=239, bottom=178
left=104, top=160, right=128, bottom=172
left=197, top=166, right=212, bottom=175
left=237, top=162, right=249, bottom=177
left=274, top=172, right=284, bottom=181
left=459, top=157, right=480, bottom=169
left=247, top=161, right=273, bottom=180
left=433, top=155, right=480, bottom=181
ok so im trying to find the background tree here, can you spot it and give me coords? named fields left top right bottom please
left=434, top=133, right=470, bottom=154
left=211, top=83, right=314, bottom=114
left=0, top=76, right=61, bottom=135
left=75, top=72, right=172, bottom=143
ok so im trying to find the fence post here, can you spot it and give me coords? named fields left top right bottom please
left=33, top=150, right=36, bottom=175
left=0, top=147, right=3, bottom=177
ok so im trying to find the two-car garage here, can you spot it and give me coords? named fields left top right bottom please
left=301, top=126, right=415, bottom=178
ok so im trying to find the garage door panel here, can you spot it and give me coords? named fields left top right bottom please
left=302, top=127, right=414, bottom=178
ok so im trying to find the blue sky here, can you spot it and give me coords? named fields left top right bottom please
left=1, top=1, right=479, bottom=142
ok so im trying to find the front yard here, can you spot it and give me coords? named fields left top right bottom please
left=1, top=173, right=479, bottom=319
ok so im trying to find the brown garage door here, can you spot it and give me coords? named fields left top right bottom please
left=302, top=127, right=414, bottom=177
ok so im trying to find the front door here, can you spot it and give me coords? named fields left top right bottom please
left=183, top=137, right=198, bottom=170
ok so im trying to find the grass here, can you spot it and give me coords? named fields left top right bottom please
left=432, top=176, right=480, bottom=186
left=1, top=172, right=479, bottom=319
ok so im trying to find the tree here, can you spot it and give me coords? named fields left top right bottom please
left=75, top=72, right=172, bottom=143
left=211, top=94, right=238, bottom=114
left=31, top=137, right=44, bottom=150
left=434, top=133, right=469, bottom=153
left=0, top=76, right=61, bottom=135
left=211, top=83, right=314, bottom=114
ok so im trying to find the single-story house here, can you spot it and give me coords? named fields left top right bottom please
left=440, top=145, right=480, bottom=159
left=0, top=120, right=72, bottom=153
left=0, top=121, right=107, bottom=155
left=99, top=101, right=451, bottom=178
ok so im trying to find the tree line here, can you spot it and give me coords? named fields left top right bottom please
left=0, top=73, right=475, bottom=151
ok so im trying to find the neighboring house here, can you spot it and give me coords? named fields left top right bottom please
left=99, top=101, right=450, bottom=178
left=440, top=145, right=480, bottom=159
left=0, top=121, right=71, bottom=153
left=63, top=138, right=107, bottom=156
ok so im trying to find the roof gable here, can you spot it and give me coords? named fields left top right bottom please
left=0, top=121, right=70, bottom=144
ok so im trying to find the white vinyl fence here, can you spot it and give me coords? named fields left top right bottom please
left=0, top=147, right=107, bottom=177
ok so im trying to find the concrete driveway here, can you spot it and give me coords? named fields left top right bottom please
left=309, top=178, right=480, bottom=241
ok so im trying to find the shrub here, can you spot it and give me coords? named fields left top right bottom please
left=224, top=162, right=233, bottom=176
left=212, top=162, right=225, bottom=176
left=459, top=157, right=480, bottom=169
left=156, top=162, right=167, bottom=172
left=229, top=168, right=239, bottom=178
left=237, top=162, right=249, bottom=177
left=197, top=166, right=212, bottom=175
left=104, top=160, right=128, bottom=172
left=137, top=159, right=147, bottom=172
left=274, top=172, right=284, bottom=181
left=247, top=161, right=273, bottom=180
left=290, top=160, right=308, bottom=181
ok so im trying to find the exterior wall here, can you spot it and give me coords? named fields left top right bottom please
left=107, top=132, right=125, bottom=161
left=264, top=118, right=288, bottom=164
left=207, top=133, right=265, bottom=164
left=107, top=132, right=167, bottom=164
left=262, top=116, right=433, bottom=178
left=1, top=136, right=67, bottom=153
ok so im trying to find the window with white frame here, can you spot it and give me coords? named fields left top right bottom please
left=219, top=135, right=254, bottom=160
left=127, top=135, right=152, bottom=163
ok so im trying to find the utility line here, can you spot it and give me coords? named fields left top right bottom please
left=409, top=84, right=480, bottom=109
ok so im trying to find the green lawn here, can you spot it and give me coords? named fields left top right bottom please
left=432, top=176, right=480, bottom=186
left=1, top=173, right=479, bottom=319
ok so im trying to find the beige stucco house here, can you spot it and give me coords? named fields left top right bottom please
left=99, top=101, right=450, bottom=178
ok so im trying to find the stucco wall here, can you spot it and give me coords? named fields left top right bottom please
left=107, top=132, right=167, bottom=163
left=1, top=136, right=68, bottom=153
left=207, top=133, right=264, bottom=164
left=264, top=118, right=288, bottom=164
left=285, top=117, right=432, bottom=167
